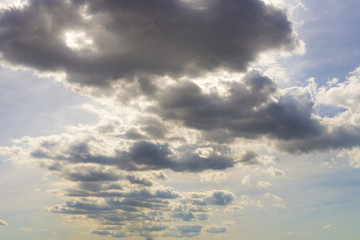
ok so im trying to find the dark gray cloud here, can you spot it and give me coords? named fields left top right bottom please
left=238, top=150, right=261, bottom=165
left=91, top=230, right=111, bottom=236
left=205, top=190, right=235, bottom=206
left=63, top=165, right=121, bottom=182
left=0, top=0, right=298, bottom=88
left=32, top=139, right=237, bottom=172
left=276, top=125, right=360, bottom=153
left=157, top=71, right=324, bottom=142
left=47, top=177, right=234, bottom=238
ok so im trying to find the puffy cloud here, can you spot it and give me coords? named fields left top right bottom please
left=0, top=219, right=8, bottom=227
left=31, top=137, right=237, bottom=173
left=317, top=67, right=360, bottom=111
left=266, top=167, right=285, bottom=177
left=0, top=0, right=299, bottom=90
left=205, top=190, right=235, bottom=206
left=157, top=71, right=324, bottom=142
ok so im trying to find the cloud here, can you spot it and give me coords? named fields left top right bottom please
left=20, top=227, right=33, bottom=232
left=265, top=192, right=286, bottom=208
left=0, top=219, right=8, bottom=227
left=341, top=147, right=360, bottom=168
left=322, top=224, right=333, bottom=230
left=204, top=226, right=227, bottom=234
left=157, top=71, right=324, bottom=142
left=91, top=230, right=112, bottom=236
left=177, top=224, right=202, bottom=234
left=257, top=181, right=273, bottom=188
left=224, top=195, right=263, bottom=213
left=0, top=0, right=299, bottom=91
left=241, top=175, right=251, bottom=186
left=316, top=67, right=360, bottom=111
left=205, top=190, right=235, bottom=206
left=199, top=172, right=228, bottom=184
left=265, top=193, right=283, bottom=202
left=29, top=131, right=238, bottom=172
left=266, top=167, right=285, bottom=177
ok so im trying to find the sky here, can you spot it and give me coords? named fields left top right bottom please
left=0, top=0, right=360, bottom=239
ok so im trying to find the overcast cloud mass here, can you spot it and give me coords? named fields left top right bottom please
left=1, top=0, right=360, bottom=239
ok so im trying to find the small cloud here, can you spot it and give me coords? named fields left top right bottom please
left=266, top=167, right=285, bottom=177
left=0, top=219, right=8, bottom=227
left=322, top=224, right=333, bottom=230
left=241, top=175, right=251, bottom=186
left=199, top=172, right=228, bottom=184
left=257, top=181, right=272, bottom=188
left=20, top=227, right=33, bottom=232
left=265, top=193, right=283, bottom=202
left=265, top=193, right=286, bottom=208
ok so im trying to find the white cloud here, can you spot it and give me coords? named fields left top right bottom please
left=0, top=0, right=28, bottom=10
left=316, top=66, right=360, bottom=112
left=265, top=167, right=285, bottom=177
left=257, top=181, right=273, bottom=188
left=199, top=172, right=228, bottom=184
left=241, top=175, right=251, bottom=186
left=338, top=147, right=360, bottom=168
left=0, top=219, right=8, bottom=227
left=265, top=193, right=283, bottom=202
left=322, top=224, right=333, bottom=230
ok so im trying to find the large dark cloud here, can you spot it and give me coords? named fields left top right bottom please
left=32, top=139, right=237, bottom=172
left=0, top=0, right=299, bottom=87
left=157, top=71, right=324, bottom=142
